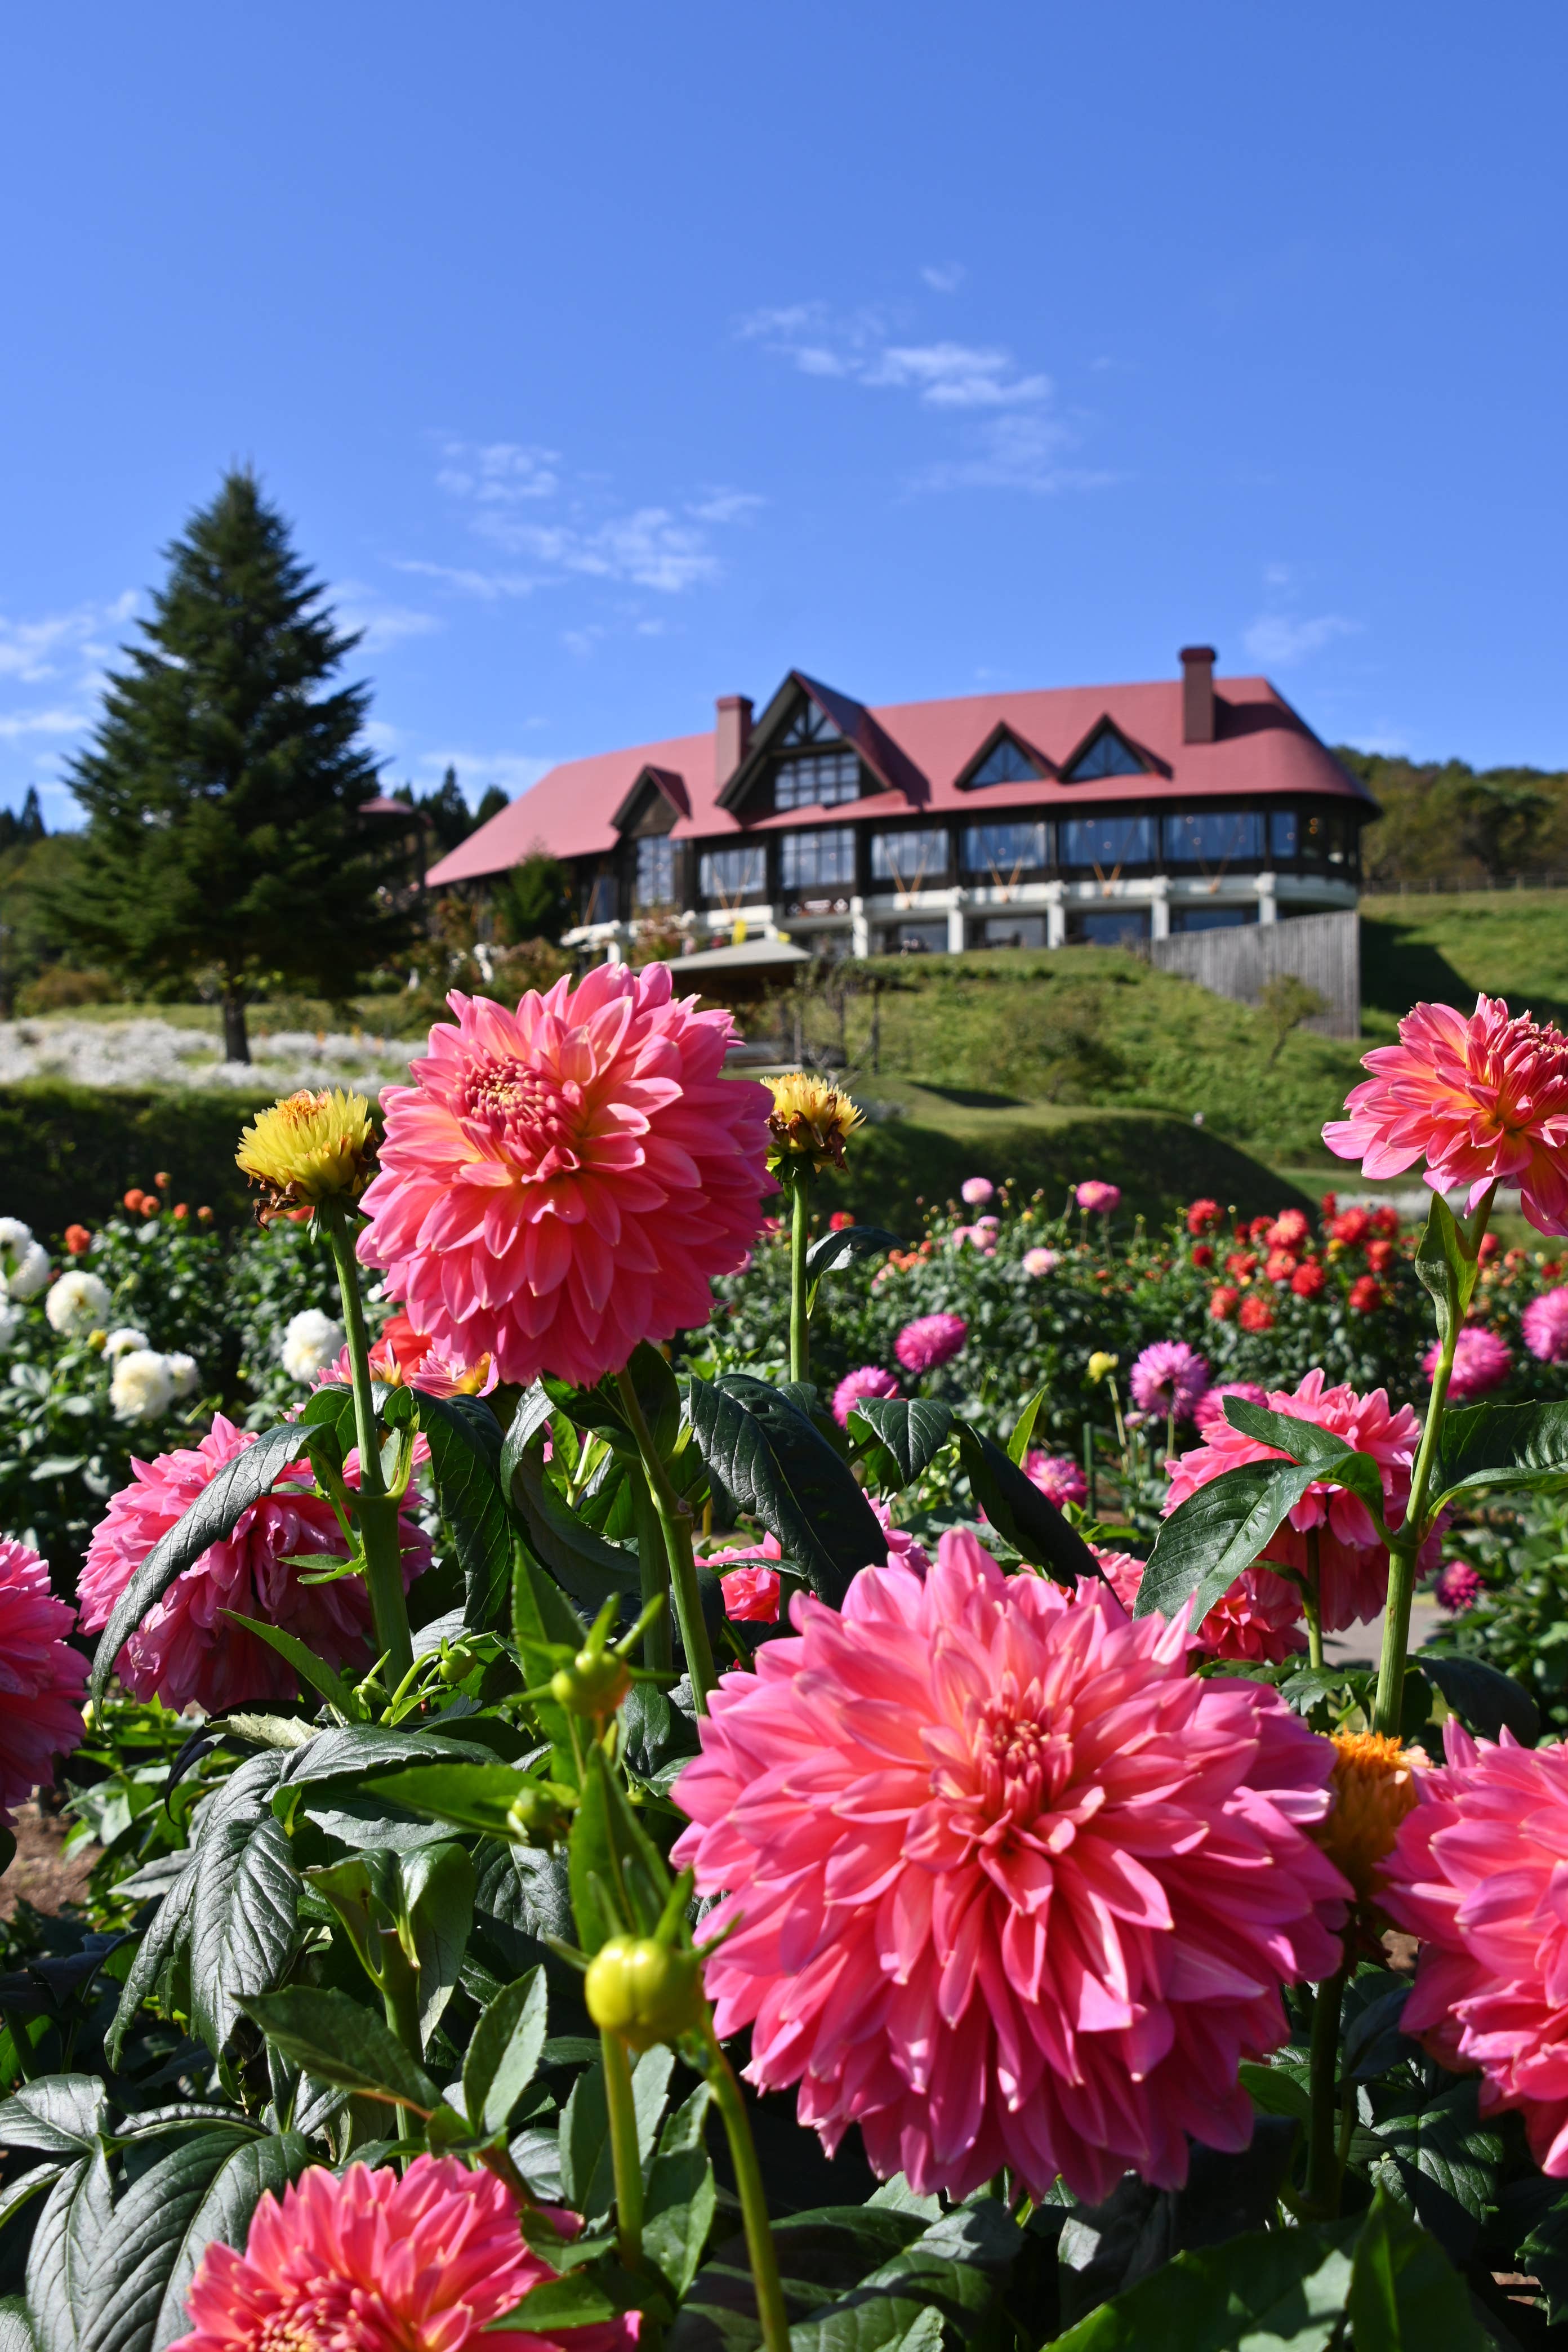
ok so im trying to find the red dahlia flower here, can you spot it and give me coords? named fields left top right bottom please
left=357, top=968, right=773, bottom=1388
left=1208, top=1285, right=1241, bottom=1321
left=0, top=1538, right=88, bottom=1823
left=1347, top=1276, right=1383, bottom=1313
left=1291, top=1260, right=1326, bottom=1299
left=672, top=1531, right=1347, bottom=2204
left=1095, top=1544, right=1306, bottom=1667
left=1238, top=1294, right=1274, bottom=1332
left=1186, top=1198, right=1223, bottom=1236
left=1325, top=993, right=1568, bottom=1235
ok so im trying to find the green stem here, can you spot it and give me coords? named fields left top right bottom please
left=1305, top=1953, right=1348, bottom=2217
left=615, top=1366, right=717, bottom=1713
left=1304, top=1526, right=1325, bottom=1671
left=626, top=1460, right=674, bottom=1676
left=703, top=2023, right=790, bottom=2352
left=601, top=2028, right=645, bottom=2271
left=789, top=1171, right=811, bottom=1384
left=319, top=1204, right=413, bottom=1689
left=1372, top=1186, right=1496, bottom=1737
left=1082, top=1419, right=1097, bottom=1520
left=378, top=1938, right=425, bottom=2149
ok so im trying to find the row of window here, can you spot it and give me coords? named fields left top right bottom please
left=758, top=718, right=1150, bottom=814
left=627, top=809, right=1351, bottom=912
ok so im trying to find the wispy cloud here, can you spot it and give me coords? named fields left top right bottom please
left=1242, top=612, right=1358, bottom=666
left=916, top=412, right=1114, bottom=496
left=0, top=706, right=93, bottom=741
left=335, top=584, right=443, bottom=654
left=920, top=262, right=965, bottom=294
left=0, top=592, right=137, bottom=684
left=415, top=747, right=556, bottom=805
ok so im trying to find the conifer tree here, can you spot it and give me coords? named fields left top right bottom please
left=65, top=471, right=408, bottom=1061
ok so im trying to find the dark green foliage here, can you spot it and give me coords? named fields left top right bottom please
left=63, top=472, right=409, bottom=1058
left=1343, top=742, right=1568, bottom=887
left=491, top=848, right=576, bottom=948
left=0, top=1083, right=279, bottom=1232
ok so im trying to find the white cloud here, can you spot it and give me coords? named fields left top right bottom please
left=416, top=748, right=556, bottom=804
left=430, top=443, right=752, bottom=595
left=435, top=442, right=560, bottom=503
left=0, top=594, right=137, bottom=684
left=391, top=558, right=540, bottom=600
left=686, top=489, right=767, bottom=525
left=917, top=413, right=1114, bottom=496
left=335, top=584, right=442, bottom=654
left=1242, top=612, right=1358, bottom=666
left=921, top=262, right=965, bottom=294
left=0, top=706, right=91, bottom=740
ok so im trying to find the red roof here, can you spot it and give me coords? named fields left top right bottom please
left=426, top=671, right=1368, bottom=888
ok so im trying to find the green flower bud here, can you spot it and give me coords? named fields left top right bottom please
left=583, top=1934, right=705, bottom=2051
left=504, top=1783, right=574, bottom=1849
left=549, top=1646, right=632, bottom=1721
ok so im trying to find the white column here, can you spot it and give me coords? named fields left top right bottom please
left=604, top=933, right=625, bottom=965
left=1149, top=878, right=1171, bottom=941
left=850, top=897, right=870, bottom=958
left=1044, top=883, right=1066, bottom=948
left=947, top=899, right=966, bottom=955
left=1257, top=873, right=1279, bottom=925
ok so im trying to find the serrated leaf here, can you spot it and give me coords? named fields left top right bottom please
left=956, top=1423, right=1102, bottom=1587
left=186, top=1753, right=299, bottom=2057
left=107, top=1864, right=197, bottom=2069
left=1414, top=1191, right=1476, bottom=1357
left=644, top=2084, right=715, bottom=2301
left=149, top=2133, right=313, bottom=2352
left=400, top=1841, right=474, bottom=2044
left=687, top=1375, right=885, bottom=1603
left=559, top=2048, right=673, bottom=2230
left=77, top=2129, right=252, bottom=2352
left=1222, top=1401, right=1389, bottom=1518
left=397, top=1389, right=513, bottom=1634
left=1418, top=1652, right=1539, bottom=1745
left=1429, top=1399, right=1568, bottom=1514
left=0, top=2079, right=108, bottom=2157
left=804, top=1225, right=900, bottom=1281
left=464, top=1967, right=549, bottom=2138
left=1136, top=1458, right=1320, bottom=1633
left=90, top=1427, right=319, bottom=1701
left=847, top=1398, right=954, bottom=1490
left=363, top=1761, right=535, bottom=1838
left=239, top=1987, right=443, bottom=2117
left=505, top=1435, right=641, bottom=1611
left=26, top=2151, right=113, bottom=2352
left=277, top=1723, right=497, bottom=1786
left=784, top=2203, right=1020, bottom=2352
left=1364, top=2074, right=1503, bottom=2225
left=1048, top=2217, right=1361, bottom=2351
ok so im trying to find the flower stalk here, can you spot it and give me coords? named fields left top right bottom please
left=1304, top=1952, right=1348, bottom=2217
left=319, top=1201, right=413, bottom=1690
left=600, top=2027, right=645, bottom=2273
left=1303, top=1526, right=1324, bottom=1672
left=702, top=2020, right=791, bottom=2352
left=615, top=1364, right=717, bottom=1712
left=625, top=1459, right=675, bottom=1676
left=789, top=1171, right=810, bottom=1384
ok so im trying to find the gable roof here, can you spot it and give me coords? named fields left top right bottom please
left=426, top=669, right=1373, bottom=887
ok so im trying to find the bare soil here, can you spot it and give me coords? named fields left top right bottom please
left=1, top=1801, right=93, bottom=1923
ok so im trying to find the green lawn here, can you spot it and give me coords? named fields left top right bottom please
left=1361, top=889, right=1568, bottom=1041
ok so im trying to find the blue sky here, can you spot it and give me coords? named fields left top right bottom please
left=3, top=1, right=1565, bottom=824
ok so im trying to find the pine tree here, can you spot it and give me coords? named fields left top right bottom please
left=64, top=471, right=409, bottom=1061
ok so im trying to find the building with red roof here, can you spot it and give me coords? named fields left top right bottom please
left=426, top=647, right=1373, bottom=960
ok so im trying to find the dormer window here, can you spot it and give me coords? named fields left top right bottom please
left=1062, top=725, right=1147, bottom=782
left=969, top=735, right=1044, bottom=787
left=774, top=747, right=861, bottom=809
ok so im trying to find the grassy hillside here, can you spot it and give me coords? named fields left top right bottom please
left=1361, top=890, right=1568, bottom=1041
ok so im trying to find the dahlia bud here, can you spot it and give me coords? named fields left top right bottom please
left=583, top=1935, right=705, bottom=2050
left=237, top=1088, right=377, bottom=1214
left=1087, top=1351, right=1119, bottom=1384
left=550, top=1646, right=632, bottom=1721
left=765, top=1072, right=864, bottom=1174
left=1316, top=1730, right=1421, bottom=1903
left=87, top=1329, right=107, bottom=1352
left=504, top=1783, right=575, bottom=1848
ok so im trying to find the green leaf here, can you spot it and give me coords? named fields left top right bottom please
left=1135, top=1458, right=1320, bottom=1633
left=558, top=2046, right=672, bottom=2230
left=1418, top=1652, right=1539, bottom=1745
left=277, top=1722, right=498, bottom=1787
left=400, top=1840, right=475, bottom=2043
left=956, top=1423, right=1102, bottom=1587
left=26, top=2151, right=113, bottom=2352
left=186, top=1753, right=300, bottom=2057
left=687, top=1374, right=887, bottom=1603
left=804, top=1224, right=900, bottom=1281
left=1414, top=1191, right=1477, bottom=1357
left=218, top=1613, right=364, bottom=1717
left=787, top=2203, right=1020, bottom=2352
left=1429, top=1400, right=1568, bottom=1514
left=1047, top=2214, right=1360, bottom=2351
left=76, top=2129, right=253, bottom=2352
left=0, top=2295, right=35, bottom=2352
left=496, top=2271, right=629, bottom=2331
left=106, top=1864, right=197, bottom=2069
left=90, top=1425, right=319, bottom=1700
left=239, top=1986, right=443, bottom=2117
left=1364, top=2074, right=1504, bottom=2228
left=1222, top=1400, right=1391, bottom=1520
left=363, top=1761, right=538, bottom=1838
left=506, top=1434, right=642, bottom=1611
left=644, top=2084, right=715, bottom=2301
left=0, top=2078, right=108, bottom=2157
left=463, top=1967, right=549, bottom=2137
left=1006, top=1385, right=1047, bottom=1467
left=847, top=1398, right=954, bottom=1490
left=149, top=2132, right=313, bottom=2351
left=1345, top=2185, right=1487, bottom=2351
left=402, top=1389, right=514, bottom=1634
left=622, top=1343, right=681, bottom=1459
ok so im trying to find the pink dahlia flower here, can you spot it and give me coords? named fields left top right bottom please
left=1324, top=993, right=1568, bottom=1236
left=960, top=1177, right=995, bottom=1206
left=1382, top=1722, right=1568, bottom=2175
left=1193, top=1380, right=1269, bottom=1434
left=1024, top=1451, right=1088, bottom=1508
left=832, top=1365, right=900, bottom=1428
left=1076, top=1180, right=1121, bottom=1214
left=870, top=1495, right=932, bottom=1579
left=672, top=1529, right=1348, bottom=2204
left=357, top=968, right=773, bottom=1389
left=1128, top=1340, right=1210, bottom=1420
left=894, top=1313, right=967, bottom=1375
left=1524, top=1286, right=1568, bottom=1364
left=1164, top=1367, right=1428, bottom=1631
left=1433, top=1560, right=1482, bottom=1612
left=1095, top=1544, right=1306, bottom=1668
left=79, top=1413, right=433, bottom=1712
left=1022, top=1246, right=1058, bottom=1277
left=318, top=1311, right=498, bottom=1399
left=0, top=1539, right=88, bottom=1823
left=1426, top=1325, right=1512, bottom=1402
left=169, top=2153, right=634, bottom=2352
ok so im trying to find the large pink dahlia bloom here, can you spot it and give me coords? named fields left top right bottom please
left=1382, top=1723, right=1568, bottom=2175
left=1324, top=993, right=1568, bottom=1235
left=832, top=1364, right=900, bottom=1427
left=1425, top=1324, right=1512, bottom=1402
left=357, top=969, right=773, bottom=1388
left=1164, top=1367, right=1428, bottom=1632
left=0, top=1538, right=88, bottom=1823
left=79, top=1414, right=433, bottom=1712
left=1095, top=1546, right=1306, bottom=1668
left=170, top=2154, right=635, bottom=2352
left=671, top=1530, right=1347, bottom=2204
left=1128, top=1340, right=1210, bottom=1420
left=1524, top=1286, right=1568, bottom=1364
left=894, top=1313, right=967, bottom=1375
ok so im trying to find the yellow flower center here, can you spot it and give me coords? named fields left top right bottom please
left=1317, top=1730, right=1420, bottom=1902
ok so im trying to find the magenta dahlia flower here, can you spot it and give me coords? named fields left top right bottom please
left=1426, top=1325, right=1512, bottom=1402
left=832, top=1364, right=899, bottom=1427
left=1193, top=1379, right=1268, bottom=1433
left=169, top=2154, right=634, bottom=2352
left=1433, top=1560, right=1482, bottom=1612
left=357, top=967, right=773, bottom=1389
left=1382, top=1723, right=1568, bottom=2175
left=1075, top=1179, right=1121, bottom=1214
left=1164, top=1367, right=1429, bottom=1631
left=1324, top=993, right=1568, bottom=1235
left=1024, top=1451, right=1088, bottom=1508
left=79, top=1414, right=433, bottom=1712
left=705, top=1532, right=783, bottom=1623
left=0, top=1538, right=88, bottom=1823
left=1094, top=1545, right=1306, bottom=1668
left=960, top=1176, right=995, bottom=1206
left=1128, top=1340, right=1210, bottom=1420
left=894, top=1312, right=967, bottom=1375
left=1524, top=1286, right=1568, bottom=1364
left=672, top=1529, right=1348, bottom=2204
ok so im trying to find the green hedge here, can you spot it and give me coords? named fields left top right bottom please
left=0, top=1082, right=278, bottom=1230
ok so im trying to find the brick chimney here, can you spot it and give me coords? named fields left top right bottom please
left=1179, top=646, right=1217, bottom=745
left=715, top=694, right=753, bottom=787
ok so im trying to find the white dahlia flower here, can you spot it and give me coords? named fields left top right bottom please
left=8, top=1242, right=51, bottom=1300
left=46, top=1270, right=112, bottom=1336
left=280, top=1308, right=345, bottom=1383
left=109, top=1348, right=175, bottom=1422
left=103, top=1326, right=150, bottom=1360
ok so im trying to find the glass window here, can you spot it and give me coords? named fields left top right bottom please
left=1063, top=729, right=1145, bottom=781
left=780, top=702, right=843, bottom=747
left=698, top=845, right=768, bottom=901
left=1060, top=816, right=1156, bottom=868
left=583, top=871, right=616, bottom=925
left=1269, top=809, right=1298, bottom=861
left=961, top=821, right=1049, bottom=874
left=1170, top=904, right=1257, bottom=933
left=774, top=749, right=861, bottom=809
left=1302, top=812, right=1352, bottom=867
left=869, top=827, right=948, bottom=884
left=780, top=827, right=857, bottom=889
left=1161, top=811, right=1264, bottom=865
left=1068, top=908, right=1151, bottom=947
left=969, top=735, right=1042, bottom=787
left=634, top=837, right=675, bottom=910
left=974, top=914, right=1046, bottom=948
left=877, top=920, right=948, bottom=955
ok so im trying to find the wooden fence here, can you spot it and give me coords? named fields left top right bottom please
left=1149, top=909, right=1361, bottom=1038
